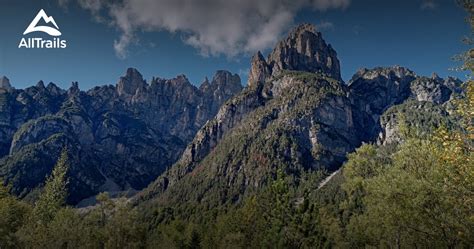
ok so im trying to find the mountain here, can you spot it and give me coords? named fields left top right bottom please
left=1, top=23, right=462, bottom=208
left=0, top=69, right=242, bottom=204
left=138, top=24, right=358, bottom=205
left=349, top=67, right=462, bottom=143
left=138, top=24, right=462, bottom=209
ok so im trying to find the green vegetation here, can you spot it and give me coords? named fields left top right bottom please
left=0, top=79, right=470, bottom=248
left=0, top=2, right=471, bottom=248
left=380, top=99, right=458, bottom=141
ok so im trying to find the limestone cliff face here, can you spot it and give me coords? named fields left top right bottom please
left=0, top=69, right=242, bottom=204
left=348, top=66, right=418, bottom=142
left=139, top=24, right=356, bottom=204
left=248, top=24, right=342, bottom=87
left=116, top=68, right=147, bottom=96
left=0, top=76, right=12, bottom=92
left=183, top=24, right=348, bottom=173
left=267, top=24, right=342, bottom=81
left=348, top=67, right=462, bottom=144
left=142, top=72, right=358, bottom=204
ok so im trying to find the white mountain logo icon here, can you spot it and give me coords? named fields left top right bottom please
left=23, top=9, right=61, bottom=36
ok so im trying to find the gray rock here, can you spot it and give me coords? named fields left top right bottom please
left=247, top=23, right=342, bottom=87
left=377, top=100, right=453, bottom=145
left=117, top=68, right=147, bottom=96
left=0, top=68, right=242, bottom=204
left=348, top=66, right=417, bottom=142
left=139, top=25, right=357, bottom=203
left=267, top=23, right=342, bottom=81
left=248, top=51, right=270, bottom=87
left=410, top=77, right=452, bottom=104
left=0, top=76, right=12, bottom=91
left=349, top=67, right=461, bottom=144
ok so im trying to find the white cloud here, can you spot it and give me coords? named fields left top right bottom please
left=62, top=0, right=350, bottom=59
left=421, top=0, right=438, bottom=10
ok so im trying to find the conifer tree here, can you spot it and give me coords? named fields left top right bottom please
left=33, top=148, right=70, bottom=224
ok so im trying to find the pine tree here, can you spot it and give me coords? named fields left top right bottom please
left=33, top=148, right=70, bottom=224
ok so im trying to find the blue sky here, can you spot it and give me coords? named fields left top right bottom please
left=0, top=0, right=470, bottom=90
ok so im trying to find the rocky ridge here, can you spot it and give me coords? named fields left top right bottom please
left=0, top=69, right=242, bottom=204
left=0, top=23, right=462, bottom=207
left=139, top=24, right=462, bottom=207
left=139, top=24, right=354, bottom=204
left=349, top=67, right=462, bottom=144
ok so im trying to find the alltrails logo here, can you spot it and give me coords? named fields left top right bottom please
left=18, top=9, right=67, bottom=49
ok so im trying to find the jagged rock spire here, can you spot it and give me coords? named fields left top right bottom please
left=117, top=68, right=147, bottom=96
left=247, top=23, right=342, bottom=86
left=0, top=76, right=12, bottom=90
left=267, top=23, right=341, bottom=81
left=248, top=51, right=270, bottom=87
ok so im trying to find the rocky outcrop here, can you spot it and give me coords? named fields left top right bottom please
left=267, top=24, right=341, bottom=81
left=116, top=68, right=147, bottom=96
left=348, top=66, right=417, bottom=141
left=377, top=100, right=454, bottom=145
left=0, top=69, right=242, bottom=204
left=0, top=76, right=12, bottom=92
left=247, top=24, right=342, bottom=87
left=161, top=24, right=344, bottom=178
left=200, top=70, right=242, bottom=107
left=411, top=77, right=451, bottom=104
left=348, top=66, right=462, bottom=143
left=410, top=74, right=463, bottom=104
left=248, top=52, right=271, bottom=87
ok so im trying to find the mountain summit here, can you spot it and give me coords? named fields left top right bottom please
left=139, top=24, right=355, bottom=205
left=249, top=24, right=341, bottom=86
left=0, top=76, right=12, bottom=91
left=138, top=24, right=462, bottom=211
left=116, top=68, right=147, bottom=96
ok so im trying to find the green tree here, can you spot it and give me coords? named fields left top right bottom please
left=16, top=148, right=70, bottom=248
left=0, top=182, right=31, bottom=248
left=33, top=148, right=70, bottom=224
left=104, top=198, right=146, bottom=249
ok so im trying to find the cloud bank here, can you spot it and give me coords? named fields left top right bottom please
left=60, top=0, right=350, bottom=58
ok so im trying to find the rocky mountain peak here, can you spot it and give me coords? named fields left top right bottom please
left=410, top=77, right=453, bottom=104
left=247, top=23, right=342, bottom=86
left=266, top=23, right=341, bottom=81
left=46, top=82, right=64, bottom=96
left=200, top=77, right=210, bottom=87
left=349, top=66, right=416, bottom=83
left=200, top=70, right=242, bottom=103
left=211, top=70, right=241, bottom=88
left=348, top=66, right=418, bottom=142
left=0, top=76, right=12, bottom=90
left=431, top=72, right=442, bottom=81
left=248, top=51, right=270, bottom=87
left=117, top=68, right=147, bottom=96
left=36, top=80, right=45, bottom=89
left=68, top=81, right=80, bottom=95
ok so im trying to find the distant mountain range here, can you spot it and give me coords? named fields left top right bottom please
left=0, top=24, right=463, bottom=206
left=0, top=68, right=242, bottom=204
